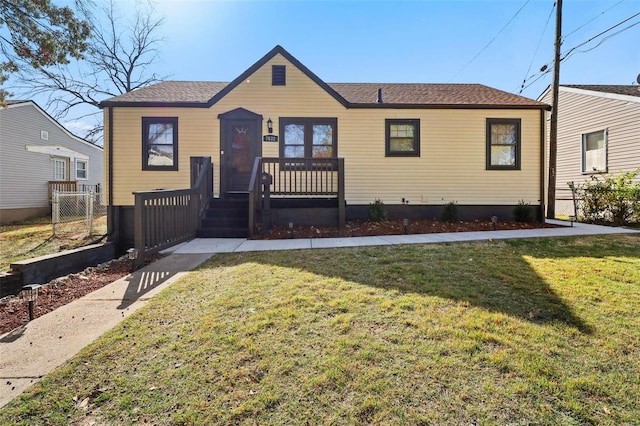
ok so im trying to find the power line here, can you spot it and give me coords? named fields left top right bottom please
left=450, top=0, right=530, bottom=81
left=561, top=11, right=640, bottom=59
left=563, top=0, right=625, bottom=40
left=519, top=10, right=640, bottom=94
left=563, top=19, right=640, bottom=60
left=519, top=2, right=556, bottom=94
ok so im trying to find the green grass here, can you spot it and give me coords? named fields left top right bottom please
left=0, top=216, right=107, bottom=271
left=1, top=235, right=639, bottom=425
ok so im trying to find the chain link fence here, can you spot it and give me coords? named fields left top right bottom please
left=52, top=191, right=107, bottom=236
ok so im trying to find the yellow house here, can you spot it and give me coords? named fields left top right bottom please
left=100, top=45, right=549, bottom=248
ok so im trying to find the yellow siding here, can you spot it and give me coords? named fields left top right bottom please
left=108, top=53, right=543, bottom=207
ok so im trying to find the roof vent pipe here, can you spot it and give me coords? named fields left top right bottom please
left=376, top=88, right=383, bottom=103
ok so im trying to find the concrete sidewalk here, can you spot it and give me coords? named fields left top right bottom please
left=1, top=220, right=638, bottom=408
left=164, top=219, right=639, bottom=255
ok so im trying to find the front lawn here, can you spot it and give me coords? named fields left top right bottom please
left=0, top=216, right=107, bottom=271
left=1, top=235, right=639, bottom=425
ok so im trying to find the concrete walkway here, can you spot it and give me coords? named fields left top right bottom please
left=1, top=220, right=638, bottom=408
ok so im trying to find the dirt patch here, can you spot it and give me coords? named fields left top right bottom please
left=0, top=254, right=161, bottom=335
left=253, top=218, right=559, bottom=240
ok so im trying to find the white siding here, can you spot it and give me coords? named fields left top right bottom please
left=541, top=87, right=640, bottom=192
left=0, top=102, right=104, bottom=213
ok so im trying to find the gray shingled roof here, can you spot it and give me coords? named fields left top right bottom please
left=103, top=81, right=547, bottom=108
left=563, top=85, right=640, bottom=97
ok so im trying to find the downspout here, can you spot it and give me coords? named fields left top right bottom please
left=539, top=108, right=546, bottom=222
left=107, top=106, right=115, bottom=241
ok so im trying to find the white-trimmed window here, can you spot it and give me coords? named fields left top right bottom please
left=53, top=158, right=67, bottom=181
left=76, top=160, right=88, bottom=180
left=582, top=130, right=607, bottom=173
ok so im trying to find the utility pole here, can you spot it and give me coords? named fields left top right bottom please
left=547, top=0, right=563, bottom=219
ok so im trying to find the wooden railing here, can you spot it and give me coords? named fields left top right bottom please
left=48, top=181, right=78, bottom=200
left=133, top=157, right=213, bottom=266
left=248, top=157, right=345, bottom=237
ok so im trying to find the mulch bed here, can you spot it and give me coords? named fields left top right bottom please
left=253, top=218, right=559, bottom=239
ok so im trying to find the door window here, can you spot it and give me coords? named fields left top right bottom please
left=53, top=158, right=67, bottom=180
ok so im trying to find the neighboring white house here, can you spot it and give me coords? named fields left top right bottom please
left=539, top=85, right=640, bottom=216
left=0, top=100, right=104, bottom=224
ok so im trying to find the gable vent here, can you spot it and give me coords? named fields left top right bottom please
left=272, top=65, right=286, bottom=86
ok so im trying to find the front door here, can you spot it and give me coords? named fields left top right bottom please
left=219, top=108, right=262, bottom=195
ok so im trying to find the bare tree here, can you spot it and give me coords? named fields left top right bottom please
left=0, top=0, right=90, bottom=104
left=13, top=0, right=166, bottom=143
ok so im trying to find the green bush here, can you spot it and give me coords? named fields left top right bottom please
left=575, top=168, right=640, bottom=226
left=368, top=199, right=388, bottom=222
left=440, top=201, right=458, bottom=223
left=513, top=200, right=534, bottom=223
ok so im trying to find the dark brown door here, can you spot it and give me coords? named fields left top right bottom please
left=221, top=122, right=262, bottom=195
left=219, top=108, right=263, bottom=195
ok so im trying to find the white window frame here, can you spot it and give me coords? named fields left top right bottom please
left=581, top=129, right=607, bottom=174
left=53, top=158, right=67, bottom=181
left=76, top=159, right=88, bottom=180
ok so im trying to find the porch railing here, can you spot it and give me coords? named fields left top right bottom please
left=248, top=157, right=345, bottom=237
left=48, top=181, right=78, bottom=201
left=133, top=156, right=213, bottom=266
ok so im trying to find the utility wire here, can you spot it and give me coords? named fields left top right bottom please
left=563, top=0, right=625, bottom=40
left=562, top=11, right=640, bottom=59
left=519, top=2, right=556, bottom=94
left=450, top=0, right=530, bottom=81
left=563, top=20, right=640, bottom=60
left=519, top=10, right=640, bottom=94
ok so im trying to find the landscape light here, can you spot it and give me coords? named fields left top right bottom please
left=127, top=248, right=140, bottom=272
left=21, top=284, right=42, bottom=321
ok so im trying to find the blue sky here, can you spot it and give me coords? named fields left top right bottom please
left=10, top=0, right=640, bottom=137
left=149, top=0, right=639, bottom=99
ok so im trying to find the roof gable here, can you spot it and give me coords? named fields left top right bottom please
left=3, top=100, right=103, bottom=152
left=100, top=45, right=349, bottom=108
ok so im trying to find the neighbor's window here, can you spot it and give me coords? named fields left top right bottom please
left=582, top=129, right=607, bottom=173
left=76, top=160, right=88, bottom=180
left=486, top=118, right=521, bottom=170
left=281, top=118, right=337, bottom=159
left=386, top=119, right=420, bottom=156
left=142, top=117, right=178, bottom=171
left=53, top=158, right=67, bottom=180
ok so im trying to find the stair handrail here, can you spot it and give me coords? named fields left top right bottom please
left=190, top=156, right=214, bottom=220
left=247, top=157, right=263, bottom=238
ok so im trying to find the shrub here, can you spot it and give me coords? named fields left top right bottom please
left=513, top=200, right=534, bottom=223
left=575, top=168, right=640, bottom=226
left=440, top=201, right=458, bottom=223
left=368, top=199, right=388, bottom=222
